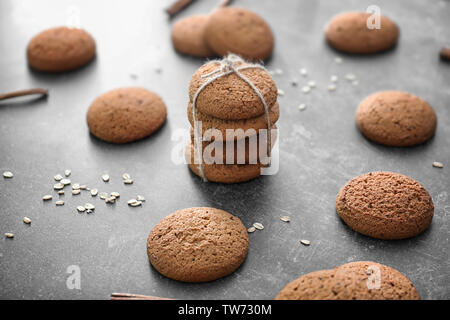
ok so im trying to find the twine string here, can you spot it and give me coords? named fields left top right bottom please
left=191, top=54, right=272, bottom=182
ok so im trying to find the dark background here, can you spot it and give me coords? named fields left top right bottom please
left=0, top=0, right=449, bottom=300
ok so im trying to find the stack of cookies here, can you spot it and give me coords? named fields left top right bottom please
left=185, top=55, right=279, bottom=183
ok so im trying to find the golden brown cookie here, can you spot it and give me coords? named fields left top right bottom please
left=147, top=207, right=249, bottom=282
left=171, top=15, right=215, bottom=57
left=189, top=61, right=277, bottom=120
left=27, top=26, right=96, bottom=72
left=87, top=88, right=166, bottom=143
left=188, top=102, right=279, bottom=140
left=190, top=126, right=277, bottom=164
left=204, top=7, right=274, bottom=61
left=275, top=261, right=420, bottom=300
left=336, top=172, right=434, bottom=240
left=335, top=261, right=420, bottom=300
left=185, top=140, right=262, bottom=183
left=356, top=91, right=437, bottom=147
left=325, top=12, right=399, bottom=54
left=440, top=46, right=450, bottom=61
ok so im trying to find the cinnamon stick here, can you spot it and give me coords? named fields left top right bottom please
left=111, top=292, right=172, bottom=300
left=165, top=0, right=195, bottom=18
left=0, top=88, right=48, bottom=101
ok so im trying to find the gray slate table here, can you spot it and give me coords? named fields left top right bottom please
left=0, top=0, right=449, bottom=299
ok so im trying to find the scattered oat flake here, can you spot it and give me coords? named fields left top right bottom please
left=3, top=171, right=13, bottom=178
left=277, top=89, right=285, bottom=96
left=54, top=183, right=64, bottom=190
left=77, top=206, right=86, bottom=213
left=247, top=227, right=256, bottom=233
left=43, top=195, right=53, bottom=201
left=432, top=162, right=443, bottom=168
left=60, top=178, right=71, bottom=185
left=64, top=169, right=71, bottom=177
left=300, top=239, right=311, bottom=246
left=136, top=195, right=145, bottom=201
left=110, top=192, right=120, bottom=198
left=299, top=68, right=307, bottom=76
left=106, top=197, right=116, bottom=203
left=102, top=174, right=110, bottom=182
left=56, top=200, right=65, bottom=206
left=54, top=174, right=63, bottom=181
left=58, top=190, right=65, bottom=195
left=335, top=57, right=343, bottom=64
left=122, top=173, right=131, bottom=180
left=5, top=233, right=14, bottom=238
left=302, top=86, right=310, bottom=93
left=253, top=222, right=264, bottom=230
left=274, top=68, right=283, bottom=75
left=72, top=183, right=80, bottom=190
left=85, top=203, right=95, bottom=210
left=72, top=189, right=81, bottom=195
left=328, top=84, right=336, bottom=91
left=91, top=189, right=98, bottom=196
left=124, top=179, right=133, bottom=185
left=280, top=216, right=291, bottom=222
left=307, top=80, right=316, bottom=88
left=330, top=75, right=338, bottom=82
left=128, top=199, right=138, bottom=205
left=130, top=201, right=142, bottom=207
left=345, top=73, right=356, bottom=81
left=79, top=185, right=87, bottom=190
left=99, top=192, right=108, bottom=200
left=23, top=217, right=31, bottom=224
left=86, top=209, right=93, bottom=214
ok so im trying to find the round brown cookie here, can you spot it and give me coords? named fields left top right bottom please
left=325, top=12, right=399, bottom=54
left=27, top=26, right=96, bottom=72
left=147, top=207, right=249, bottom=282
left=87, top=88, right=167, bottom=143
left=356, top=91, right=437, bottom=147
left=274, top=269, right=339, bottom=300
left=171, top=15, right=215, bottom=57
left=336, top=171, right=434, bottom=240
left=189, top=61, right=277, bottom=120
left=334, top=261, right=420, bottom=300
left=275, top=261, right=420, bottom=300
left=440, top=46, right=450, bottom=61
left=186, top=141, right=262, bottom=183
left=204, top=7, right=274, bottom=61
left=190, top=125, right=277, bottom=164
left=188, top=102, right=279, bottom=140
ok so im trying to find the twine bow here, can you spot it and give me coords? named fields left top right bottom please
left=191, top=54, right=272, bottom=182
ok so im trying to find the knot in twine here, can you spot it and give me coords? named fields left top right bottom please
left=191, top=54, right=272, bottom=182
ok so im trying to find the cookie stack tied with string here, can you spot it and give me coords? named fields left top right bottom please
left=185, top=54, right=279, bottom=183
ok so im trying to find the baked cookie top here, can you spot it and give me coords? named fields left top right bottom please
left=27, top=26, right=96, bottom=72
left=147, top=207, right=249, bottom=282
left=87, top=87, right=166, bottom=143
left=171, top=15, right=214, bottom=58
left=356, top=91, right=437, bottom=147
left=189, top=61, right=277, bottom=120
left=204, top=7, right=274, bottom=61
left=336, top=171, right=434, bottom=240
left=275, top=261, right=420, bottom=300
left=325, top=12, right=399, bottom=54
